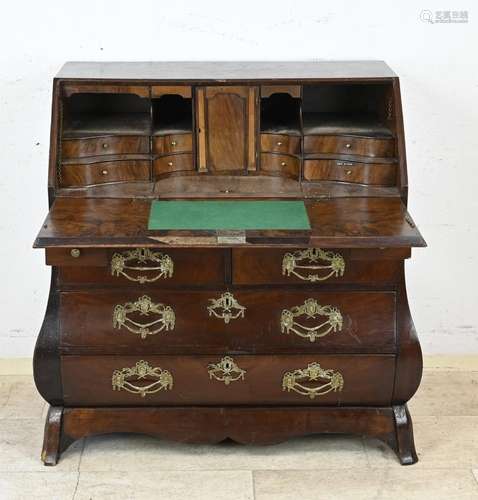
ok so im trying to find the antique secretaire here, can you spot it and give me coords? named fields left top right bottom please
left=33, top=61, right=426, bottom=465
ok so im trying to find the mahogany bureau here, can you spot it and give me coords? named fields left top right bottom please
left=33, top=61, right=426, bottom=465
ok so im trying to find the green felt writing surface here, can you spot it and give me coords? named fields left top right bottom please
left=148, top=200, right=311, bottom=231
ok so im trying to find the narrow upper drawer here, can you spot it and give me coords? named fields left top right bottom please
left=47, top=247, right=226, bottom=287
left=62, top=354, right=395, bottom=406
left=261, top=134, right=301, bottom=155
left=62, top=136, right=150, bottom=159
left=153, top=153, right=194, bottom=177
left=232, top=248, right=405, bottom=285
left=260, top=153, right=300, bottom=179
left=153, top=133, right=192, bottom=155
left=304, top=135, right=395, bottom=158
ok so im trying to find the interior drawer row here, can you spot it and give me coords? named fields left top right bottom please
left=59, top=289, right=396, bottom=353
left=61, top=354, right=395, bottom=406
left=48, top=247, right=403, bottom=287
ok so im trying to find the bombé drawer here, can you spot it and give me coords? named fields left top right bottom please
left=153, top=133, right=193, bottom=155
left=61, top=354, right=395, bottom=406
left=261, top=134, right=301, bottom=155
left=59, top=290, right=396, bottom=353
left=303, top=135, right=395, bottom=158
left=48, top=248, right=226, bottom=287
left=62, top=135, right=150, bottom=159
left=60, top=160, right=150, bottom=187
left=232, top=248, right=402, bottom=286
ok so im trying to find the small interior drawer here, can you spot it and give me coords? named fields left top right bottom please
left=303, top=159, right=397, bottom=186
left=61, top=160, right=150, bottom=187
left=153, top=133, right=193, bottom=155
left=304, top=135, right=395, bottom=158
left=62, top=136, right=150, bottom=159
left=260, top=153, right=300, bottom=178
left=261, top=134, right=301, bottom=155
left=153, top=153, right=194, bottom=177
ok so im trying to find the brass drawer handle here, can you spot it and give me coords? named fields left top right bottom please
left=282, top=248, right=345, bottom=282
left=170, top=140, right=177, bottom=146
left=282, top=362, right=344, bottom=399
left=207, top=292, right=246, bottom=324
left=111, top=248, right=174, bottom=283
left=112, top=360, right=173, bottom=397
left=276, top=141, right=283, bottom=146
left=208, top=356, right=246, bottom=385
left=281, top=298, right=343, bottom=342
left=113, top=295, right=175, bottom=339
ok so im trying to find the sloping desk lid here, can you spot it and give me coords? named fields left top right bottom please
left=34, top=197, right=426, bottom=248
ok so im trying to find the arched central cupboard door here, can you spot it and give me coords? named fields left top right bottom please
left=196, top=86, right=258, bottom=173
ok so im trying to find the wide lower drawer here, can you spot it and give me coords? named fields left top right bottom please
left=61, top=160, right=150, bottom=187
left=61, top=354, right=395, bottom=406
left=303, top=135, right=395, bottom=158
left=47, top=248, right=225, bottom=286
left=232, top=248, right=403, bottom=286
left=62, top=135, right=150, bottom=159
left=59, top=290, right=396, bottom=353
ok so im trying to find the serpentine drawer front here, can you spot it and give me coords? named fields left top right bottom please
left=61, top=355, right=395, bottom=406
left=33, top=62, right=425, bottom=466
left=59, top=290, right=396, bottom=353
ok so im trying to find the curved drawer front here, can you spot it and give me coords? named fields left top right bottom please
left=62, top=135, right=150, bottom=159
left=59, top=290, right=396, bottom=353
left=304, top=135, right=395, bottom=158
left=48, top=248, right=226, bottom=287
left=260, top=153, right=300, bottom=178
left=232, top=248, right=401, bottom=286
left=61, top=354, right=395, bottom=406
left=61, top=160, right=150, bottom=187
left=303, top=159, right=397, bottom=186
left=261, top=134, right=301, bottom=155
left=153, top=133, right=192, bottom=155
left=153, top=153, right=194, bottom=177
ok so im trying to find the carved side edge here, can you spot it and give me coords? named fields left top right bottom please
left=33, top=267, right=63, bottom=405
left=393, top=262, right=423, bottom=405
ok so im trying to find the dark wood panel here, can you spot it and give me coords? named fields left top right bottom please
left=151, top=85, right=192, bottom=98
left=59, top=290, right=396, bottom=353
left=261, top=85, right=301, bottom=98
left=304, top=135, right=395, bottom=158
left=261, top=133, right=301, bottom=155
left=260, top=153, right=300, bottom=178
left=153, top=153, right=194, bottom=177
left=62, top=83, right=149, bottom=98
left=61, top=354, right=395, bottom=405
left=232, top=248, right=402, bottom=285
left=34, top=197, right=426, bottom=248
left=61, top=161, right=150, bottom=187
left=303, top=159, right=397, bottom=186
left=62, top=136, right=149, bottom=159
left=153, top=134, right=192, bottom=155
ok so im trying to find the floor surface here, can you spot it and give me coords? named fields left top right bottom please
left=0, top=366, right=477, bottom=499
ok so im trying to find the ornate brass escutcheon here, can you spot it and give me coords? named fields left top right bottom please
left=111, top=360, right=173, bottom=397
left=207, top=292, right=246, bottom=324
left=282, top=362, right=344, bottom=399
left=113, top=295, right=175, bottom=339
left=281, top=298, right=343, bottom=342
left=111, top=248, right=174, bottom=283
left=282, top=248, right=345, bottom=282
left=208, top=356, right=246, bottom=385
